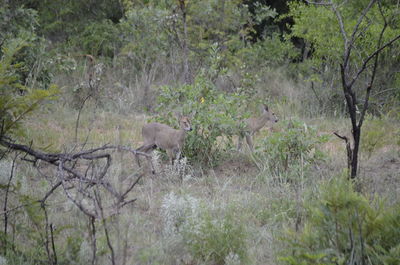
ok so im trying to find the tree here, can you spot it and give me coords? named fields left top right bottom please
left=288, top=0, right=400, bottom=179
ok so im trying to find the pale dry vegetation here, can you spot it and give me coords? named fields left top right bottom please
left=1, top=1, right=400, bottom=264
left=2, top=68, right=398, bottom=264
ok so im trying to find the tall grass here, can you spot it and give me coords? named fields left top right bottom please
left=2, top=61, right=399, bottom=265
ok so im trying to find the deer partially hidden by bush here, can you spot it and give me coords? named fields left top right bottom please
left=137, top=114, right=192, bottom=173
left=237, top=104, right=278, bottom=152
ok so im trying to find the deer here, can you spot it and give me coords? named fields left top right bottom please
left=237, top=104, right=278, bottom=152
left=136, top=114, right=192, bottom=173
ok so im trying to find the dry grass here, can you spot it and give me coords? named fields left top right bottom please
left=4, top=89, right=399, bottom=265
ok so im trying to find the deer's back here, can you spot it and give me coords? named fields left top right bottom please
left=142, top=122, right=184, bottom=150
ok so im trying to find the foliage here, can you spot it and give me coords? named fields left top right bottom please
left=254, top=119, right=328, bottom=182
left=23, top=0, right=123, bottom=41
left=239, top=32, right=299, bottom=69
left=0, top=5, right=38, bottom=45
left=0, top=5, right=52, bottom=90
left=161, top=192, right=248, bottom=265
left=285, top=1, right=400, bottom=115
left=70, top=19, right=121, bottom=58
left=0, top=36, right=58, bottom=138
left=155, top=72, right=249, bottom=167
left=119, top=6, right=170, bottom=70
left=287, top=1, right=400, bottom=65
left=279, top=176, right=400, bottom=265
left=183, top=212, right=248, bottom=265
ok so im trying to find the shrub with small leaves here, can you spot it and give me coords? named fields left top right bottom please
left=156, top=72, right=249, bottom=167
left=279, top=175, right=400, bottom=265
left=255, top=119, right=328, bottom=182
left=0, top=36, right=58, bottom=139
left=160, top=193, right=249, bottom=264
left=183, top=212, right=249, bottom=265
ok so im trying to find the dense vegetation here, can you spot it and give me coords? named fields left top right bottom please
left=1, top=0, right=399, bottom=264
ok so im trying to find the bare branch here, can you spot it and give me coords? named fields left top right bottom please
left=95, top=190, right=116, bottom=265
left=1, top=134, right=146, bottom=231
left=357, top=2, right=391, bottom=129
left=329, top=1, right=349, bottom=50
left=349, top=34, right=400, bottom=88
left=333, top=131, right=353, bottom=172
left=2, top=153, right=18, bottom=254
left=348, top=0, right=376, bottom=47
left=119, top=174, right=143, bottom=201
left=40, top=181, right=62, bottom=204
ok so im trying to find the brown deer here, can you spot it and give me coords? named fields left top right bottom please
left=237, top=105, right=278, bottom=152
left=137, top=115, right=192, bottom=173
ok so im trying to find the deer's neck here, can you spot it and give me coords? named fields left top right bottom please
left=259, top=114, right=270, bottom=125
left=177, top=128, right=187, bottom=140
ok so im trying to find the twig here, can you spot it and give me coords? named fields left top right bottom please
left=2, top=153, right=18, bottom=255
left=40, top=181, right=62, bottom=204
left=41, top=204, right=53, bottom=264
left=333, top=132, right=352, bottom=173
left=89, top=216, right=97, bottom=265
left=50, top=224, right=57, bottom=265
left=0, top=138, right=144, bottom=231
left=95, top=190, right=116, bottom=265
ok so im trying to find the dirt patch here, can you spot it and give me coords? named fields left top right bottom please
left=213, top=154, right=258, bottom=178
left=360, top=146, right=400, bottom=201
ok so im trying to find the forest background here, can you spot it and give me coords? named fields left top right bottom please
left=1, top=0, right=400, bottom=264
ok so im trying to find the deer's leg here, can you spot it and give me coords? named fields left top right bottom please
left=166, top=149, right=175, bottom=165
left=175, top=149, right=182, bottom=164
left=245, top=134, right=254, bottom=152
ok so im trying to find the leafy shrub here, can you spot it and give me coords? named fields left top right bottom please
left=119, top=6, right=169, bottom=70
left=70, top=19, right=121, bottom=58
left=254, top=119, right=328, bottom=182
left=0, top=36, right=58, bottom=139
left=1, top=6, right=53, bottom=90
left=279, top=176, right=400, bottom=265
left=161, top=193, right=249, bottom=265
left=239, top=32, right=298, bottom=69
left=183, top=212, right=248, bottom=265
left=155, top=72, right=249, bottom=167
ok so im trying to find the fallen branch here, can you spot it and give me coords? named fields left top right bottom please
left=0, top=137, right=146, bottom=219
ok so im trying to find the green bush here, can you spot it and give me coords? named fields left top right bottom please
left=161, top=192, right=249, bottom=265
left=0, top=36, right=58, bottom=139
left=279, top=176, right=400, bottom=265
left=70, top=19, right=121, bottom=58
left=254, top=119, right=328, bottom=182
left=239, top=32, right=299, bottom=69
left=183, top=212, right=248, bottom=265
left=155, top=72, right=249, bottom=167
left=0, top=6, right=53, bottom=90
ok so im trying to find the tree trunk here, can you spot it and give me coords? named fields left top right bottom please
left=350, top=126, right=360, bottom=179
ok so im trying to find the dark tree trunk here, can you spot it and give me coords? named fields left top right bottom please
left=351, top=127, right=360, bottom=178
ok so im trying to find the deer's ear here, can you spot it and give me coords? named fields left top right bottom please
left=264, top=105, right=269, bottom=112
left=174, top=111, right=182, bottom=119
